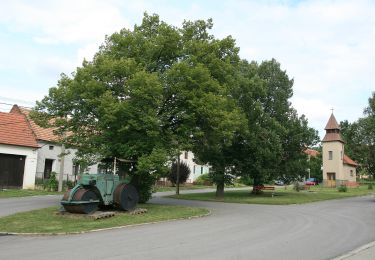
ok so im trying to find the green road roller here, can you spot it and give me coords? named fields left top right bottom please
left=61, top=174, right=139, bottom=214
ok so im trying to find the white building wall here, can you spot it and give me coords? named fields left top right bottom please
left=180, top=151, right=210, bottom=183
left=36, top=141, right=98, bottom=181
left=322, top=141, right=345, bottom=181
left=0, top=144, right=37, bottom=189
left=343, top=164, right=357, bottom=182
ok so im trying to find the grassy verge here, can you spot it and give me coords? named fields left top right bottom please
left=153, top=184, right=214, bottom=192
left=169, top=185, right=375, bottom=205
left=0, top=204, right=209, bottom=234
left=0, top=189, right=62, bottom=198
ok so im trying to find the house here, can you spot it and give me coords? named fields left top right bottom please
left=0, top=105, right=98, bottom=189
left=0, top=112, right=38, bottom=189
left=322, top=113, right=358, bottom=187
left=180, top=151, right=210, bottom=183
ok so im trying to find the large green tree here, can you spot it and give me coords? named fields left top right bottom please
left=33, top=13, right=243, bottom=201
left=230, top=59, right=318, bottom=190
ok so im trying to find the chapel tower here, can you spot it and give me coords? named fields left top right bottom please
left=322, top=113, right=345, bottom=187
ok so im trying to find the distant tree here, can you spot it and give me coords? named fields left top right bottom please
left=340, top=92, right=375, bottom=177
left=168, top=161, right=191, bottom=185
left=230, top=59, right=318, bottom=192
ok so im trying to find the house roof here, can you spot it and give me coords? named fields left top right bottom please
left=304, top=148, right=320, bottom=157
left=0, top=112, right=38, bottom=148
left=343, top=154, right=358, bottom=167
left=10, top=105, right=57, bottom=142
left=325, top=113, right=340, bottom=130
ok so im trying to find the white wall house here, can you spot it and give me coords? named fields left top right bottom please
left=179, top=151, right=210, bottom=183
left=35, top=140, right=98, bottom=182
left=0, top=105, right=98, bottom=190
left=0, top=111, right=39, bottom=189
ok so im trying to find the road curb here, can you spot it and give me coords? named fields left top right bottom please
left=0, top=210, right=211, bottom=236
left=332, top=240, right=375, bottom=260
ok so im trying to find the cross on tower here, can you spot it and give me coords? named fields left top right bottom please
left=330, top=107, right=334, bottom=113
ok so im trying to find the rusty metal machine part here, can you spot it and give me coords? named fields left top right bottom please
left=61, top=188, right=99, bottom=214
left=113, top=183, right=139, bottom=211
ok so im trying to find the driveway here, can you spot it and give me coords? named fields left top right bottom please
left=1, top=190, right=375, bottom=259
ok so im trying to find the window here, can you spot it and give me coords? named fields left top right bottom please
left=201, top=166, right=203, bottom=174
left=184, top=151, right=188, bottom=159
left=350, top=170, right=353, bottom=177
left=49, top=145, right=54, bottom=150
left=193, top=165, right=196, bottom=174
left=328, top=151, right=333, bottom=160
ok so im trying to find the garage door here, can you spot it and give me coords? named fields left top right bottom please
left=0, top=153, right=26, bottom=188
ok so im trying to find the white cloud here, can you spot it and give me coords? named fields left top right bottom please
left=0, top=0, right=374, bottom=137
left=0, top=0, right=129, bottom=44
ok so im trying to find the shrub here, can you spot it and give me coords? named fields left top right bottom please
left=168, top=161, right=191, bottom=185
left=194, top=173, right=213, bottom=186
left=338, top=185, right=348, bottom=192
left=293, top=181, right=304, bottom=192
left=238, top=176, right=254, bottom=186
left=368, top=184, right=373, bottom=190
left=46, top=172, right=58, bottom=191
left=64, top=180, right=74, bottom=189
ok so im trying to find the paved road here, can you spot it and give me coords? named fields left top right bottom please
left=1, top=191, right=375, bottom=260
left=0, top=195, right=61, bottom=217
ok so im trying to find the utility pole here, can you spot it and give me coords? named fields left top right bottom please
left=58, top=143, right=65, bottom=192
left=176, top=154, right=180, bottom=195
left=113, top=157, right=117, bottom=175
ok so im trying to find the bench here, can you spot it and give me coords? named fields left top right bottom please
left=254, top=185, right=275, bottom=197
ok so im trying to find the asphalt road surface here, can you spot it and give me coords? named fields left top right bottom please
left=1, top=191, right=375, bottom=260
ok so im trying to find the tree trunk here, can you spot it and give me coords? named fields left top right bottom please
left=216, top=182, right=224, bottom=198
left=176, top=155, right=180, bottom=195
left=252, top=175, right=262, bottom=194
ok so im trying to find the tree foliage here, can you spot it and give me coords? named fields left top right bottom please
left=229, top=59, right=318, bottom=190
left=341, top=92, right=375, bottom=177
left=168, top=161, right=191, bottom=185
left=32, top=13, right=319, bottom=200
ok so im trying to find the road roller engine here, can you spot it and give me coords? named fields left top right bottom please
left=61, top=174, right=139, bottom=214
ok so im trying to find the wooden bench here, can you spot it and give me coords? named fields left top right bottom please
left=254, top=185, right=275, bottom=197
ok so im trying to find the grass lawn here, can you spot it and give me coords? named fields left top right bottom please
left=169, top=185, right=375, bottom=205
left=0, top=204, right=209, bottom=234
left=0, top=189, right=62, bottom=199
left=153, top=184, right=214, bottom=192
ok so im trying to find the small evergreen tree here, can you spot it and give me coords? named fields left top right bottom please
left=168, top=161, right=191, bottom=185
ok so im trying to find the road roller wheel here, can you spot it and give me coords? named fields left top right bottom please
left=62, top=188, right=99, bottom=214
left=114, top=184, right=139, bottom=211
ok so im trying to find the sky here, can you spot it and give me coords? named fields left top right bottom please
left=0, top=0, right=374, bottom=138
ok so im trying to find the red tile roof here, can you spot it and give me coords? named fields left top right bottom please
left=304, top=148, right=320, bottom=157
left=0, top=112, right=38, bottom=148
left=343, top=154, right=358, bottom=167
left=10, top=105, right=57, bottom=142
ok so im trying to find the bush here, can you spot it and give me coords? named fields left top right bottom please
left=194, top=173, right=213, bottom=186
left=168, top=161, right=191, bottom=185
left=293, top=181, right=304, bottom=192
left=131, top=171, right=156, bottom=203
left=368, top=184, right=373, bottom=190
left=64, top=180, right=75, bottom=189
left=238, top=176, right=254, bottom=186
left=338, top=185, right=348, bottom=192
left=46, top=172, right=58, bottom=191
